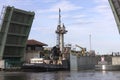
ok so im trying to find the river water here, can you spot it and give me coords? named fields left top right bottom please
left=0, top=71, right=120, bottom=80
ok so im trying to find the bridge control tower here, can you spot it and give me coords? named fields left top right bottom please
left=56, top=9, right=67, bottom=53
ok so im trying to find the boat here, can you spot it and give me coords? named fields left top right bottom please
left=21, top=58, right=69, bottom=72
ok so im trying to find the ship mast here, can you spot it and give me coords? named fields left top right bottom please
left=55, top=8, right=67, bottom=53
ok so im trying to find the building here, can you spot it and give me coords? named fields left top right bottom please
left=0, top=6, right=35, bottom=68
left=109, top=0, right=120, bottom=33
left=25, top=39, right=48, bottom=63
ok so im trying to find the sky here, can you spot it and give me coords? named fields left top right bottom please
left=0, top=0, right=120, bottom=54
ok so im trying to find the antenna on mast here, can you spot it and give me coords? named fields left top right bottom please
left=59, top=8, right=61, bottom=25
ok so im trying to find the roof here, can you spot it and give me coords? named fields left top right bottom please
left=27, top=39, right=48, bottom=46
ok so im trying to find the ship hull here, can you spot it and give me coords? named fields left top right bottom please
left=21, top=60, right=69, bottom=72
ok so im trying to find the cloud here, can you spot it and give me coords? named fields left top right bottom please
left=32, top=26, right=54, bottom=33
left=48, top=14, right=69, bottom=19
left=91, top=0, right=114, bottom=22
left=94, top=5, right=110, bottom=14
left=5, top=0, right=34, bottom=6
left=91, top=0, right=110, bottom=19
left=68, top=20, right=95, bottom=26
left=41, top=0, right=57, bottom=3
left=0, top=0, right=38, bottom=12
left=37, top=0, right=82, bottom=13
left=72, top=14, right=86, bottom=19
left=94, top=0, right=108, bottom=4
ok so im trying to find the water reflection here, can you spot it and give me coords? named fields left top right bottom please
left=0, top=71, right=120, bottom=80
left=0, top=72, right=27, bottom=80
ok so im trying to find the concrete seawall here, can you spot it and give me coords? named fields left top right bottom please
left=70, top=53, right=120, bottom=71
left=70, top=53, right=97, bottom=71
left=77, top=56, right=96, bottom=70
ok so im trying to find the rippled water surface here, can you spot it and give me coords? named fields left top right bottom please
left=0, top=71, right=120, bottom=80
